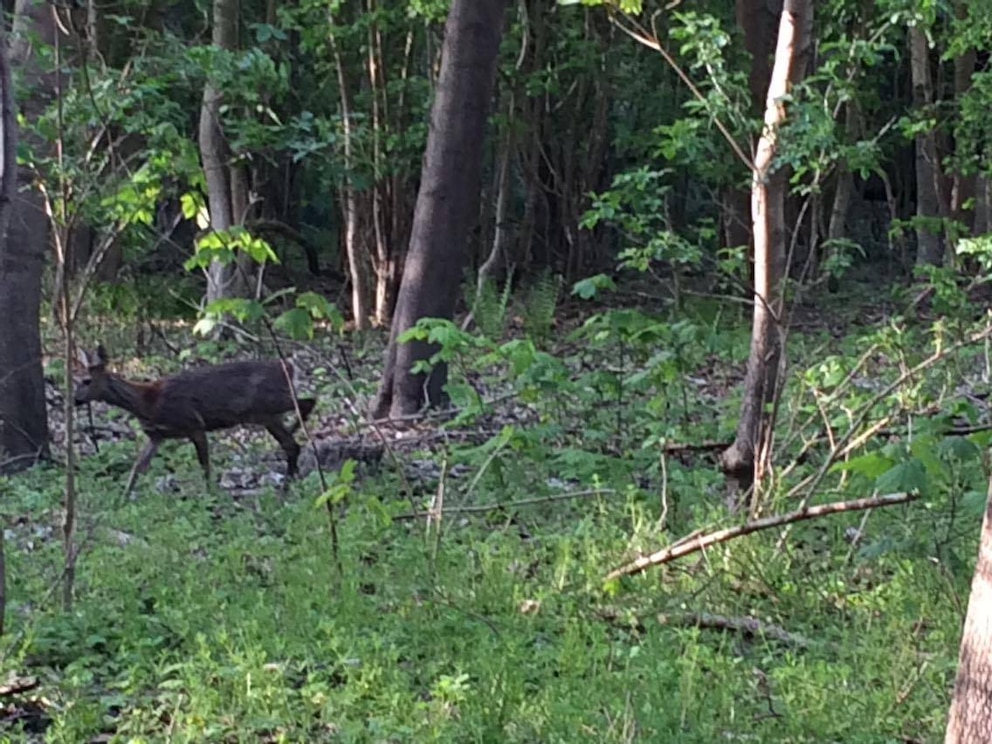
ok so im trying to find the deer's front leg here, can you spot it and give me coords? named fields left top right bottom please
left=124, top=437, right=161, bottom=497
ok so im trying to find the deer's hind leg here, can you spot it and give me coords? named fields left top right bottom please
left=288, top=398, right=316, bottom=433
left=189, top=431, right=211, bottom=484
left=264, top=420, right=302, bottom=478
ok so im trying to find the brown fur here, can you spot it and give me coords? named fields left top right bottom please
left=74, top=345, right=316, bottom=495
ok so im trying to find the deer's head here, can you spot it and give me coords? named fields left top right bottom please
left=73, top=345, right=110, bottom=405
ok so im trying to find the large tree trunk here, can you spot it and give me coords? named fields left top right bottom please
left=945, top=474, right=992, bottom=743
left=373, top=0, right=507, bottom=419
left=0, top=0, right=51, bottom=474
left=200, top=0, right=250, bottom=304
left=910, top=25, right=945, bottom=267
left=720, top=0, right=812, bottom=504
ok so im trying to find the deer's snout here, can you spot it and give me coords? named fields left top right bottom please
left=73, top=379, right=92, bottom=405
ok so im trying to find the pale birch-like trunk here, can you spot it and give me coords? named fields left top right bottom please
left=720, top=0, right=813, bottom=505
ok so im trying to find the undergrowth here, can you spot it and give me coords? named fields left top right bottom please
left=0, top=287, right=986, bottom=742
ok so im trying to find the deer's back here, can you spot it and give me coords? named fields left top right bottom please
left=143, top=360, right=299, bottom=435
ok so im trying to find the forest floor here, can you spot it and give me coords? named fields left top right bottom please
left=0, top=280, right=985, bottom=742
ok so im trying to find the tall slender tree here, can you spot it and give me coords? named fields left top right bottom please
left=200, top=0, right=251, bottom=305
left=719, top=0, right=813, bottom=503
left=373, top=0, right=507, bottom=419
left=910, top=23, right=944, bottom=266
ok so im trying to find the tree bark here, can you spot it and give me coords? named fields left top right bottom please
left=367, top=2, right=394, bottom=327
left=373, top=0, right=507, bottom=419
left=722, top=0, right=781, bottom=258
left=329, top=14, right=371, bottom=330
left=720, top=0, right=812, bottom=502
left=0, top=0, right=51, bottom=474
left=945, top=474, right=992, bottom=743
left=951, top=2, right=976, bottom=235
left=976, top=176, right=991, bottom=236
left=909, top=25, right=944, bottom=267
left=200, top=0, right=249, bottom=304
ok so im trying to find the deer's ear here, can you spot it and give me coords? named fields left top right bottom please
left=96, top=344, right=109, bottom=366
left=74, top=347, right=89, bottom=370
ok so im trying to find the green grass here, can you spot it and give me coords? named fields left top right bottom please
left=0, top=443, right=968, bottom=742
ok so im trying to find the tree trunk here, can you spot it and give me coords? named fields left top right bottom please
left=200, top=0, right=249, bottom=304
left=723, top=0, right=780, bottom=259
left=464, top=62, right=519, bottom=333
left=976, top=176, right=991, bottom=236
left=329, top=15, right=371, bottom=329
left=823, top=101, right=857, bottom=287
left=952, top=3, right=976, bottom=235
left=945, top=474, right=992, bottom=743
left=720, top=0, right=812, bottom=503
left=373, top=0, right=507, bottom=419
left=910, top=25, right=944, bottom=267
left=0, top=0, right=51, bottom=474
left=367, top=3, right=394, bottom=327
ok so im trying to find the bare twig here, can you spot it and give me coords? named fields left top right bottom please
left=785, top=323, right=992, bottom=511
left=607, top=11, right=753, bottom=171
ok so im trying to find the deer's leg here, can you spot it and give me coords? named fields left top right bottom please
left=189, top=431, right=211, bottom=483
left=265, top=421, right=302, bottom=478
left=124, top=438, right=160, bottom=497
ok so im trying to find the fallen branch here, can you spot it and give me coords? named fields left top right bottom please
left=0, top=675, right=38, bottom=697
left=394, top=488, right=615, bottom=520
left=661, top=440, right=731, bottom=455
left=604, top=491, right=918, bottom=581
left=596, top=607, right=819, bottom=650
left=656, top=612, right=813, bottom=648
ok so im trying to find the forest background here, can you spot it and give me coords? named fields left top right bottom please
left=1, top=0, right=992, bottom=740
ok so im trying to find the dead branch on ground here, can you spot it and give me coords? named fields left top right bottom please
left=604, top=491, right=918, bottom=581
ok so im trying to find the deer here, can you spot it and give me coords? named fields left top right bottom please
left=74, top=345, right=316, bottom=496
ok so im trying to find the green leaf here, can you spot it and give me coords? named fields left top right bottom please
left=572, top=274, right=616, bottom=300
left=937, top=436, right=981, bottom=463
left=962, top=490, right=989, bottom=520
left=830, top=451, right=894, bottom=479
left=193, top=317, right=218, bottom=336
left=875, top=458, right=928, bottom=494
left=274, top=308, right=314, bottom=340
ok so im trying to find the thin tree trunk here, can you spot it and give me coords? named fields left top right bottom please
left=824, top=104, right=855, bottom=285
left=723, top=0, right=779, bottom=260
left=976, top=176, right=991, bottom=235
left=720, top=0, right=813, bottom=504
left=910, top=25, right=944, bottom=266
left=952, top=3, right=976, bottom=234
left=329, top=17, right=370, bottom=329
left=368, top=2, right=392, bottom=326
left=464, top=119, right=514, bottom=332
left=200, top=0, right=248, bottom=304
